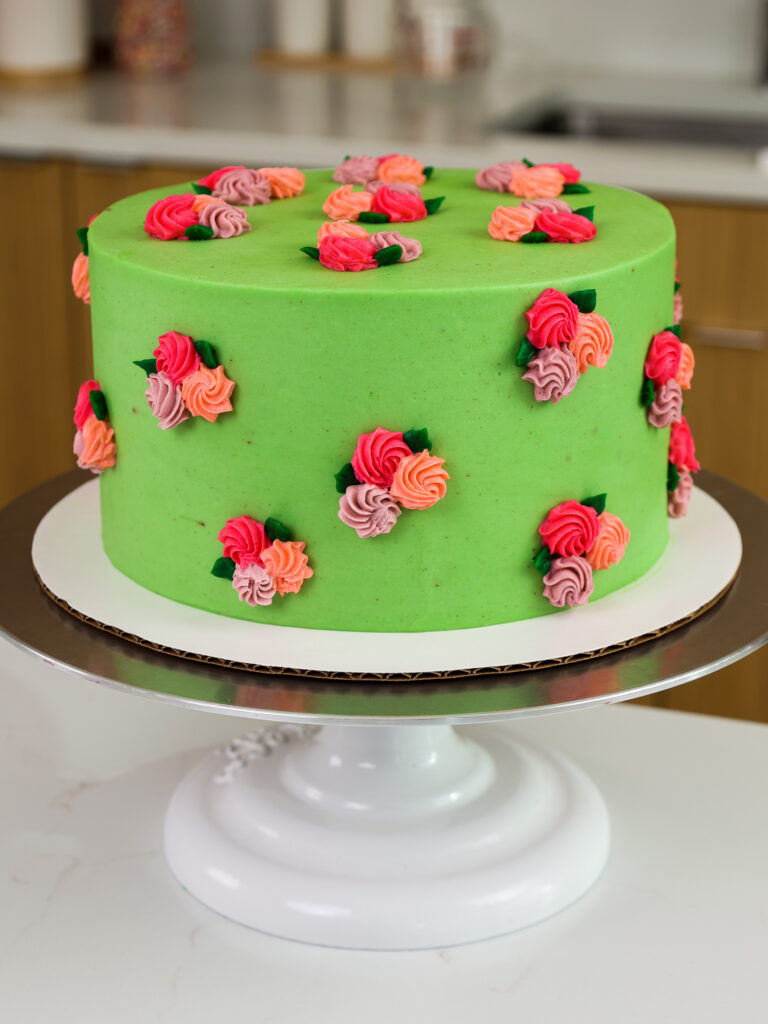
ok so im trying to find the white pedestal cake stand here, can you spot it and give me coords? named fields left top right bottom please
left=2, top=471, right=767, bottom=951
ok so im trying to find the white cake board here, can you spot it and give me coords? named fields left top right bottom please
left=31, top=479, right=741, bottom=677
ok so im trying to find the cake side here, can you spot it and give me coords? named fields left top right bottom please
left=87, top=170, right=675, bottom=631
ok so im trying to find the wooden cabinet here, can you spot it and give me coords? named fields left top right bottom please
left=1, top=160, right=765, bottom=721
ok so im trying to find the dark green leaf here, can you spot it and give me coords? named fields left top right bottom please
left=76, top=226, right=89, bottom=255
left=192, top=182, right=212, bottom=194
left=568, top=288, right=597, bottom=314
left=667, top=462, right=680, bottom=493
left=89, top=390, right=108, bottom=421
left=343, top=154, right=351, bottom=162
left=562, top=183, right=590, bottom=194
left=674, top=280, right=681, bottom=293
left=185, top=225, right=214, bottom=241
left=515, top=338, right=538, bottom=366
left=335, top=462, right=359, bottom=494
left=521, top=231, right=549, bottom=243
left=374, top=244, right=402, bottom=266
left=424, top=196, right=445, bottom=215
left=573, top=205, right=595, bottom=222
left=211, top=556, right=236, bottom=580
left=667, top=324, right=681, bottom=338
left=195, top=340, right=218, bottom=368
left=403, top=428, right=432, bottom=453
left=582, top=493, right=607, bottom=515
left=265, top=517, right=292, bottom=543
left=533, top=546, right=552, bottom=575
left=423, top=165, right=434, bottom=180
left=358, top=211, right=390, bottom=223
left=300, top=246, right=320, bottom=259
left=640, top=377, right=656, bottom=408
left=522, top=157, right=535, bottom=168
left=132, top=358, right=158, bottom=376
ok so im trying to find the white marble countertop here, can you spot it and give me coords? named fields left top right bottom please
left=1, top=634, right=766, bottom=1023
left=2, top=61, right=768, bottom=203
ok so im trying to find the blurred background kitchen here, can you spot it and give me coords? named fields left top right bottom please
left=1, top=0, right=766, bottom=721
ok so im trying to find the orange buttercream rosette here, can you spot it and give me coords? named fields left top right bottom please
left=257, top=167, right=305, bottom=198
left=488, top=205, right=537, bottom=242
left=508, top=165, right=565, bottom=199
left=567, top=312, right=614, bottom=373
left=81, top=415, right=116, bottom=471
left=317, top=219, right=370, bottom=242
left=675, top=342, right=695, bottom=389
left=322, top=186, right=374, bottom=221
left=261, top=540, right=314, bottom=596
left=376, top=155, right=426, bottom=187
left=181, top=365, right=235, bottom=423
left=586, top=512, right=630, bottom=571
left=390, top=451, right=449, bottom=510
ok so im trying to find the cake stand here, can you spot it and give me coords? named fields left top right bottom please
left=2, top=471, right=767, bottom=950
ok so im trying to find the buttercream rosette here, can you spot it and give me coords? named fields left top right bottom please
left=336, top=426, right=448, bottom=538
left=476, top=159, right=586, bottom=197
left=515, top=288, right=613, bottom=403
left=144, top=192, right=251, bottom=240
left=333, top=153, right=434, bottom=188
left=488, top=198, right=596, bottom=244
left=640, top=325, right=694, bottom=429
left=72, top=379, right=116, bottom=475
left=212, top=514, right=313, bottom=607
left=320, top=181, right=444, bottom=227
left=134, top=333, right=235, bottom=427
left=302, top=229, right=423, bottom=272
left=71, top=213, right=99, bottom=304
left=534, top=494, right=629, bottom=609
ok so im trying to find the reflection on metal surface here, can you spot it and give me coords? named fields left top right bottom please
left=1, top=470, right=767, bottom=725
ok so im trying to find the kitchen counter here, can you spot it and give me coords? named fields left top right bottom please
left=1, top=635, right=766, bottom=1022
left=2, top=61, right=768, bottom=202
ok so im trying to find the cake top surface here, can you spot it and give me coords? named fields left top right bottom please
left=89, top=169, right=674, bottom=294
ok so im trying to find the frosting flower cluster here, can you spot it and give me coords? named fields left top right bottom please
left=301, top=225, right=423, bottom=272
left=534, top=494, right=629, bottom=609
left=667, top=418, right=700, bottom=518
left=71, top=214, right=99, bottom=305
left=133, top=333, right=235, bottom=427
left=489, top=199, right=596, bottom=244
left=73, top=379, right=116, bottom=475
left=321, top=181, right=444, bottom=225
left=144, top=192, right=251, bottom=241
left=476, top=159, right=587, bottom=198
left=336, top=427, right=448, bottom=538
left=516, top=288, right=613, bottom=403
left=196, top=165, right=305, bottom=204
left=212, top=514, right=313, bottom=607
left=333, top=153, right=433, bottom=188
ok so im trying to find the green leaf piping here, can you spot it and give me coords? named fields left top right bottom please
left=211, top=556, right=236, bottom=581
left=424, top=196, right=445, bottom=215
left=265, top=517, right=292, bottom=543
left=335, top=462, right=359, bottom=494
left=192, top=183, right=212, bottom=194
left=562, top=182, right=590, bottom=194
left=515, top=338, right=538, bottom=366
left=573, top=205, right=595, bottom=222
left=582, top=493, right=607, bottom=515
left=641, top=377, right=656, bottom=408
left=76, top=226, right=89, bottom=256
left=568, top=289, right=597, bottom=314
left=132, top=358, right=158, bottom=376
left=423, top=166, right=434, bottom=180
left=89, top=390, right=108, bottom=421
left=667, top=462, right=680, bottom=493
left=521, top=231, right=549, bottom=243
left=533, top=546, right=552, bottom=575
left=403, top=428, right=432, bottom=453
left=300, top=246, right=320, bottom=260
left=374, top=244, right=402, bottom=266
left=194, top=340, right=218, bottom=369
left=358, top=211, right=389, bottom=223
left=185, top=225, right=214, bottom=241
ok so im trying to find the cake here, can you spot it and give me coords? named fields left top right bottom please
left=69, top=157, right=698, bottom=634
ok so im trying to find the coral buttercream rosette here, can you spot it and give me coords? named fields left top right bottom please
left=336, top=427, right=448, bottom=538
left=321, top=181, right=444, bottom=226
left=302, top=227, right=423, bottom=272
left=144, top=192, right=251, bottom=241
left=333, top=153, right=434, bottom=187
left=534, top=494, right=629, bottom=609
left=133, top=333, right=235, bottom=427
left=488, top=198, right=596, bottom=244
left=476, top=158, right=587, bottom=197
left=212, top=514, right=312, bottom=607
left=72, top=380, right=116, bottom=475
left=516, top=288, right=613, bottom=403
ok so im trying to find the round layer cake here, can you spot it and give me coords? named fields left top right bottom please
left=86, top=169, right=676, bottom=631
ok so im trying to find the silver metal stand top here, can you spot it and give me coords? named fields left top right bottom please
left=1, top=471, right=766, bottom=725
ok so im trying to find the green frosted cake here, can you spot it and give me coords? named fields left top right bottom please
left=69, top=157, right=699, bottom=634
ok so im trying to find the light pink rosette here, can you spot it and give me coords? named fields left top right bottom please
left=645, top=330, right=682, bottom=385
left=368, top=231, right=422, bottom=263
left=144, top=193, right=198, bottom=240
left=319, top=235, right=378, bottom=272
left=351, top=427, right=412, bottom=489
left=522, top=347, right=580, bottom=403
left=197, top=166, right=243, bottom=190
left=73, top=379, right=100, bottom=430
left=475, top=161, right=525, bottom=192
left=211, top=168, right=271, bottom=206
left=71, top=252, right=90, bottom=304
left=647, top=379, right=683, bottom=429
left=539, top=500, right=599, bottom=558
left=145, top=371, right=188, bottom=429
left=198, top=201, right=251, bottom=238
left=219, top=515, right=268, bottom=568
left=333, top=155, right=379, bottom=185
left=525, top=289, right=579, bottom=349
left=364, top=180, right=422, bottom=197
left=668, top=470, right=693, bottom=519
left=534, top=209, right=596, bottom=243
left=154, top=331, right=200, bottom=387
left=519, top=197, right=572, bottom=215
left=669, top=416, right=701, bottom=473
left=338, top=483, right=401, bottom=538
left=542, top=556, right=594, bottom=608
left=232, top=564, right=277, bottom=606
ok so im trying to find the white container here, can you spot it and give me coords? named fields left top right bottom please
left=0, top=0, right=87, bottom=76
left=341, top=0, right=394, bottom=60
left=273, top=0, right=330, bottom=56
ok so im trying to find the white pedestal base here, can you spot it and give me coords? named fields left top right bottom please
left=164, top=724, right=610, bottom=949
